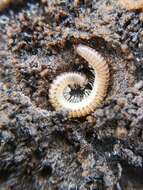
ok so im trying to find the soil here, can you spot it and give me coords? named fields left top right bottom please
left=0, top=0, right=143, bottom=190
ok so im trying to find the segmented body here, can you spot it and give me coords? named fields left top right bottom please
left=49, top=44, right=110, bottom=118
left=0, top=0, right=11, bottom=11
left=119, top=0, right=143, bottom=10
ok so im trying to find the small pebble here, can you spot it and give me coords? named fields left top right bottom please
left=134, top=81, right=143, bottom=90
left=115, top=127, right=128, bottom=139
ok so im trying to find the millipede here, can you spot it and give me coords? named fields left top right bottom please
left=118, top=0, right=143, bottom=11
left=49, top=44, right=110, bottom=118
left=0, top=0, right=11, bottom=11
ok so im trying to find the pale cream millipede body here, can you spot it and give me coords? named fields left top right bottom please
left=118, top=0, right=143, bottom=11
left=49, top=44, right=110, bottom=118
left=0, top=0, right=11, bottom=11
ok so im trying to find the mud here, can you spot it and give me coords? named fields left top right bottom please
left=0, top=0, right=143, bottom=190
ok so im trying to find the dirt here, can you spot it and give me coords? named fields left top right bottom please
left=0, top=0, right=143, bottom=190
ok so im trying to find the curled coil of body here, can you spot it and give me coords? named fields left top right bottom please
left=49, top=44, right=110, bottom=118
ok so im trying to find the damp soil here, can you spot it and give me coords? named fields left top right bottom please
left=0, top=0, right=143, bottom=190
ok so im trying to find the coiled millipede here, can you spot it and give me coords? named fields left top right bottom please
left=49, top=44, right=110, bottom=118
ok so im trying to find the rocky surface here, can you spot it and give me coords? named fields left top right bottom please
left=0, top=0, right=143, bottom=189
